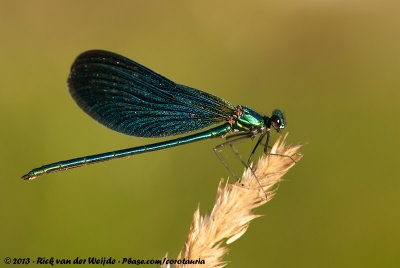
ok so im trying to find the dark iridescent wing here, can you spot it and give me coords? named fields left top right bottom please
left=68, top=50, right=236, bottom=137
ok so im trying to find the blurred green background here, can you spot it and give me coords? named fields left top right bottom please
left=1, top=0, right=399, bottom=267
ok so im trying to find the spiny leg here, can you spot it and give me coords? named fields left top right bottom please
left=229, top=143, right=247, bottom=167
left=215, top=132, right=270, bottom=200
left=262, top=132, right=297, bottom=163
left=266, top=153, right=297, bottom=163
left=213, top=134, right=253, bottom=180
left=246, top=132, right=269, bottom=199
left=226, top=132, right=254, bottom=168
left=245, top=131, right=295, bottom=199
left=224, top=132, right=252, bottom=168
left=226, top=133, right=268, bottom=178
left=248, top=132, right=267, bottom=168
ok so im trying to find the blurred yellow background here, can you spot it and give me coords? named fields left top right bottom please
left=1, top=0, right=399, bottom=267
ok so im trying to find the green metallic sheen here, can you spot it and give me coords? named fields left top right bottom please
left=21, top=50, right=287, bottom=181
left=23, top=124, right=232, bottom=180
left=235, top=106, right=265, bottom=131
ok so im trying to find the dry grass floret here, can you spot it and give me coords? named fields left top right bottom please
left=162, top=134, right=304, bottom=268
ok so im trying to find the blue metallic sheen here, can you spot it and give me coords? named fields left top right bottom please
left=22, top=50, right=285, bottom=180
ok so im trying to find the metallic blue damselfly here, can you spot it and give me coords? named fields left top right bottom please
left=22, top=50, right=287, bottom=192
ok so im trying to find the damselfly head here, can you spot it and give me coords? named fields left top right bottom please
left=268, top=109, right=286, bottom=133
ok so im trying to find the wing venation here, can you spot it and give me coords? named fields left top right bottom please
left=68, top=50, right=236, bottom=137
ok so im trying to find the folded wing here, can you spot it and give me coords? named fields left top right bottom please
left=68, top=50, right=236, bottom=137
